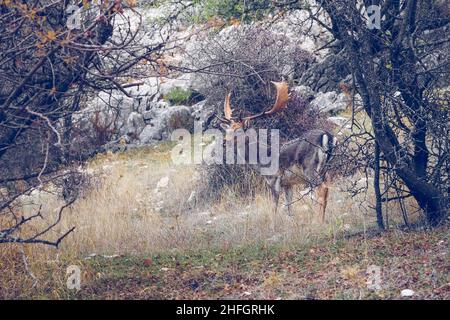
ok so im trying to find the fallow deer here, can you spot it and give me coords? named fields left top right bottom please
left=218, top=81, right=336, bottom=221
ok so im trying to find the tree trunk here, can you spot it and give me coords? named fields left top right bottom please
left=374, top=141, right=385, bottom=230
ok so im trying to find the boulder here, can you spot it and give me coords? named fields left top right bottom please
left=139, top=105, right=194, bottom=144
left=327, top=116, right=350, bottom=128
left=300, top=54, right=351, bottom=93
left=139, top=124, right=163, bottom=143
left=159, top=74, right=192, bottom=95
left=310, top=91, right=350, bottom=114
left=270, top=9, right=331, bottom=56
left=191, top=100, right=215, bottom=129
left=125, top=112, right=145, bottom=138
left=164, top=105, right=194, bottom=133
left=126, top=79, right=159, bottom=98
left=401, top=289, right=415, bottom=297
left=142, top=101, right=170, bottom=123
left=292, top=85, right=315, bottom=101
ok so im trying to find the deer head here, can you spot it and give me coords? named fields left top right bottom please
left=218, top=81, right=289, bottom=140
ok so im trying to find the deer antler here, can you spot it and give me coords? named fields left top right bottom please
left=265, top=81, right=289, bottom=115
left=243, top=81, right=289, bottom=121
left=224, top=92, right=233, bottom=121
left=219, top=81, right=289, bottom=127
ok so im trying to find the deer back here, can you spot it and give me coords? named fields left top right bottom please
left=279, top=129, right=335, bottom=187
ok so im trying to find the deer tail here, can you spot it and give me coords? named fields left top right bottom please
left=321, top=133, right=337, bottom=164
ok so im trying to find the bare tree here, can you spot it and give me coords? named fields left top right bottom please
left=316, top=0, right=449, bottom=225
left=188, top=0, right=449, bottom=226
left=0, top=0, right=185, bottom=245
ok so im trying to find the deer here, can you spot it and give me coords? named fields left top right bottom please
left=217, top=81, right=337, bottom=221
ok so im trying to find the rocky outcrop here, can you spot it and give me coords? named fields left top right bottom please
left=191, top=100, right=216, bottom=129
left=79, top=4, right=355, bottom=153
left=327, top=116, right=351, bottom=129
left=292, top=85, right=315, bottom=101
left=125, top=112, right=146, bottom=139
left=299, top=54, right=350, bottom=93
left=139, top=105, right=194, bottom=143
left=310, top=91, right=350, bottom=114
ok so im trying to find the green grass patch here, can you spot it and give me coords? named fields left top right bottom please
left=164, top=88, right=193, bottom=106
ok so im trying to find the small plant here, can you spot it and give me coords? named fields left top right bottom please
left=202, top=0, right=244, bottom=21
left=193, top=0, right=277, bottom=23
left=164, top=88, right=193, bottom=105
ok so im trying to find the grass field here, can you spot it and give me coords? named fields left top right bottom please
left=0, top=142, right=448, bottom=299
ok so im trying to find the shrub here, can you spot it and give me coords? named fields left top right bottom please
left=164, top=88, right=193, bottom=105
left=185, top=26, right=329, bottom=201
left=198, top=0, right=245, bottom=21
left=193, top=0, right=294, bottom=23
left=185, top=26, right=314, bottom=118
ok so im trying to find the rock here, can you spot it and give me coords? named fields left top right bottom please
left=140, top=100, right=169, bottom=121
left=157, top=200, right=164, bottom=207
left=401, top=289, right=415, bottom=297
left=142, top=111, right=154, bottom=122
left=0, top=187, right=8, bottom=197
left=156, top=176, right=170, bottom=189
left=77, top=3, right=340, bottom=149
left=187, top=191, right=196, bottom=205
left=192, top=100, right=211, bottom=118
left=126, top=78, right=160, bottom=98
left=310, top=91, right=349, bottom=114
left=139, top=105, right=194, bottom=144
left=159, top=74, right=192, bottom=95
left=147, top=100, right=170, bottom=112
left=270, top=9, right=330, bottom=56
left=139, top=124, right=163, bottom=143
left=300, top=54, right=351, bottom=92
left=139, top=102, right=170, bottom=142
left=267, top=234, right=282, bottom=243
left=102, top=254, right=120, bottom=259
left=327, top=116, right=350, bottom=128
left=84, top=253, right=97, bottom=260
left=164, top=106, right=194, bottom=133
left=102, top=136, right=131, bottom=153
left=125, top=112, right=145, bottom=138
left=79, top=77, right=169, bottom=146
left=292, top=85, right=315, bottom=101
left=192, top=100, right=216, bottom=130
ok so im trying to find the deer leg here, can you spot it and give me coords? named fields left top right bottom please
left=284, top=186, right=293, bottom=216
left=271, top=188, right=280, bottom=214
left=270, top=177, right=281, bottom=214
left=265, top=176, right=280, bottom=214
left=316, top=180, right=330, bottom=222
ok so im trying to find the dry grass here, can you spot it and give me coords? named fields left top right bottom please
left=0, top=141, right=436, bottom=299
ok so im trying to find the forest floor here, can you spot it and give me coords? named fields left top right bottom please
left=42, top=226, right=449, bottom=300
